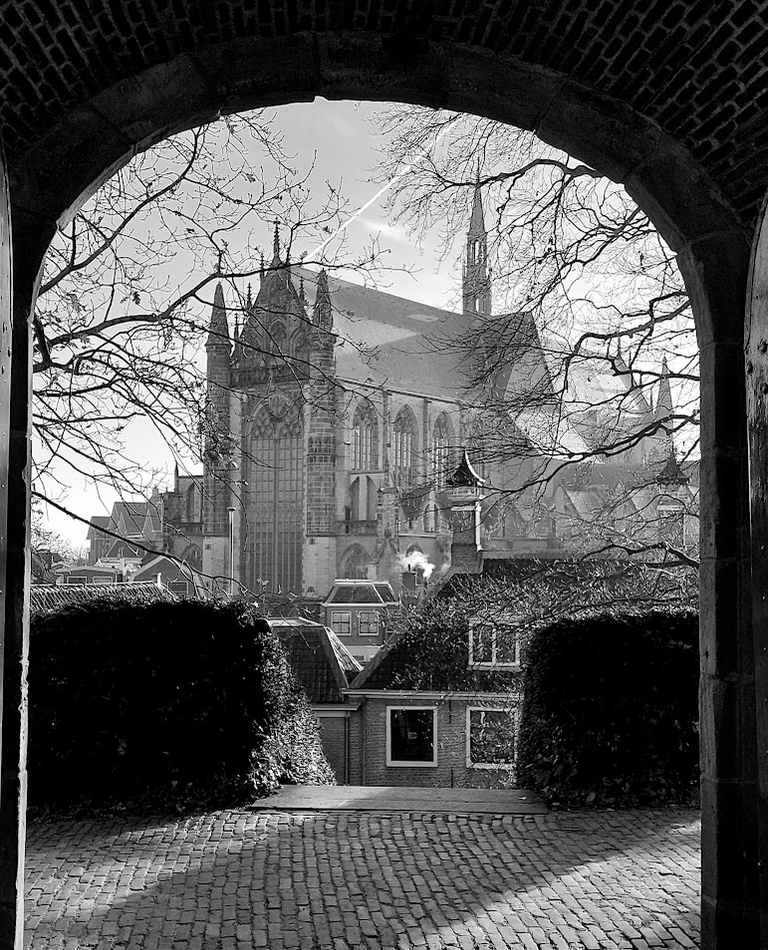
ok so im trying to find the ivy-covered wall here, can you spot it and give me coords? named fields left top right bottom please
left=29, top=599, right=334, bottom=812
left=517, top=609, right=699, bottom=807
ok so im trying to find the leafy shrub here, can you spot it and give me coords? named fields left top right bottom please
left=29, top=598, right=334, bottom=813
left=517, top=609, right=699, bottom=808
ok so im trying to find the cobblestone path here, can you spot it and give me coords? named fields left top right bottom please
left=25, top=808, right=700, bottom=949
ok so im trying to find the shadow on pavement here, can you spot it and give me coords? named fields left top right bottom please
left=25, top=806, right=700, bottom=948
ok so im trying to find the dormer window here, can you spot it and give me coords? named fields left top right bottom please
left=468, top=620, right=519, bottom=669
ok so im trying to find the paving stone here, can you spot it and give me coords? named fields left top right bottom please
left=24, top=807, right=701, bottom=949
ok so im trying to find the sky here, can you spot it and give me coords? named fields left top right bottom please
left=37, top=98, right=470, bottom=548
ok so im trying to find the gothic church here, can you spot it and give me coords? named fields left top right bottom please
left=196, top=187, right=683, bottom=606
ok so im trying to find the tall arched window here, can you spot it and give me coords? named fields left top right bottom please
left=268, top=322, right=287, bottom=357
left=245, top=401, right=304, bottom=595
left=352, top=401, right=378, bottom=471
left=432, top=414, right=453, bottom=489
left=392, top=407, right=417, bottom=487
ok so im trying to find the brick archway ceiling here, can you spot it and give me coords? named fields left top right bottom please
left=1, top=0, right=765, bottom=231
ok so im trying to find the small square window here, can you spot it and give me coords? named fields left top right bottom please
left=386, top=706, right=437, bottom=767
left=331, top=611, right=352, bottom=636
left=468, top=621, right=519, bottom=669
left=358, top=611, right=379, bottom=636
left=466, top=707, right=516, bottom=769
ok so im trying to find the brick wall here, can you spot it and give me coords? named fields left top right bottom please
left=354, top=694, right=519, bottom=789
left=315, top=714, right=347, bottom=783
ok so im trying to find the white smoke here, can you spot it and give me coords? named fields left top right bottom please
left=399, top=551, right=436, bottom=581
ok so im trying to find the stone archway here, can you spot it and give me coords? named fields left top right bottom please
left=0, top=32, right=756, bottom=950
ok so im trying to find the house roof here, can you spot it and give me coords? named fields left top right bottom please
left=30, top=582, right=178, bottom=615
left=324, top=580, right=397, bottom=606
left=268, top=618, right=362, bottom=703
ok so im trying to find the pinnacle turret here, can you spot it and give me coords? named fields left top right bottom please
left=206, top=282, right=230, bottom=351
left=313, top=269, right=333, bottom=332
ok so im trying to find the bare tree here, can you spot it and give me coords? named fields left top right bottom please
left=372, top=105, right=699, bottom=568
left=33, top=111, right=391, bottom=528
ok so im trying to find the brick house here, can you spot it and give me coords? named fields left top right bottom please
left=344, top=599, right=522, bottom=789
left=322, top=578, right=399, bottom=664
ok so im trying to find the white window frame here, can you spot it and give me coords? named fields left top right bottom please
left=466, top=706, right=517, bottom=770
left=468, top=620, right=520, bottom=670
left=358, top=611, right=379, bottom=636
left=386, top=705, right=438, bottom=768
left=330, top=610, right=352, bottom=637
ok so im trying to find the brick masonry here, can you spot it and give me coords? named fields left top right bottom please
left=24, top=808, right=701, bottom=949
left=358, top=694, right=519, bottom=789
left=1, top=1, right=766, bottom=235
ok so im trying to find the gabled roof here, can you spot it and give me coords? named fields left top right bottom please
left=268, top=618, right=362, bottom=703
left=30, top=582, right=177, bottom=615
left=297, top=267, right=471, bottom=399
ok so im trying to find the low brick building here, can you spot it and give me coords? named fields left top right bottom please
left=345, top=607, right=522, bottom=788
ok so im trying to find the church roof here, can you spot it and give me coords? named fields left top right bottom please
left=296, top=267, right=472, bottom=398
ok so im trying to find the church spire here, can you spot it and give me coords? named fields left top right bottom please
left=272, top=222, right=281, bottom=265
left=206, top=281, right=230, bottom=350
left=649, top=357, right=675, bottom=462
left=469, top=165, right=486, bottom=237
left=463, top=175, right=491, bottom=316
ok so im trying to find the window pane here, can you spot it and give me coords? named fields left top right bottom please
left=469, top=709, right=515, bottom=766
left=495, top=627, right=518, bottom=664
left=331, top=612, right=351, bottom=636
left=359, top=612, right=379, bottom=635
left=389, top=709, right=434, bottom=763
left=471, top=625, right=494, bottom=664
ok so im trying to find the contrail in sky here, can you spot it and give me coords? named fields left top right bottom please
left=313, top=119, right=454, bottom=258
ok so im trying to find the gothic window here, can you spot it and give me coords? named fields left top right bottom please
left=268, top=322, right=287, bottom=358
left=392, top=407, right=417, bottom=487
left=292, top=329, right=308, bottom=371
left=352, top=401, right=378, bottom=470
left=432, top=415, right=453, bottom=489
left=245, top=404, right=303, bottom=595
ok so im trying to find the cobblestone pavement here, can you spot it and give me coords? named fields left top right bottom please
left=25, top=808, right=700, bottom=949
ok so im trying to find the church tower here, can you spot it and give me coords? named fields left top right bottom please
left=202, top=282, right=233, bottom=587
left=462, top=178, right=492, bottom=316
left=304, top=268, right=339, bottom=596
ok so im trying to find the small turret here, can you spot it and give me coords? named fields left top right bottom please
left=206, top=282, right=230, bottom=352
left=313, top=269, right=334, bottom=333
left=648, top=358, right=675, bottom=462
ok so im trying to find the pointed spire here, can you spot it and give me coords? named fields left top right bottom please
left=272, top=222, right=281, bottom=265
left=313, top=269, right=333, bottom=331
left=246, top=282, right=252, bottom=310
left=655, top=357, right=673, bottom=422
left=206, top=281, right=230, bottom=350
left=469, top=170, right=486, bottom=237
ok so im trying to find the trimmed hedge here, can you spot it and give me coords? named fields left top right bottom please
left=517, top=609, right=699, bottom=808
left=29, top=598, right=334, bottom=813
